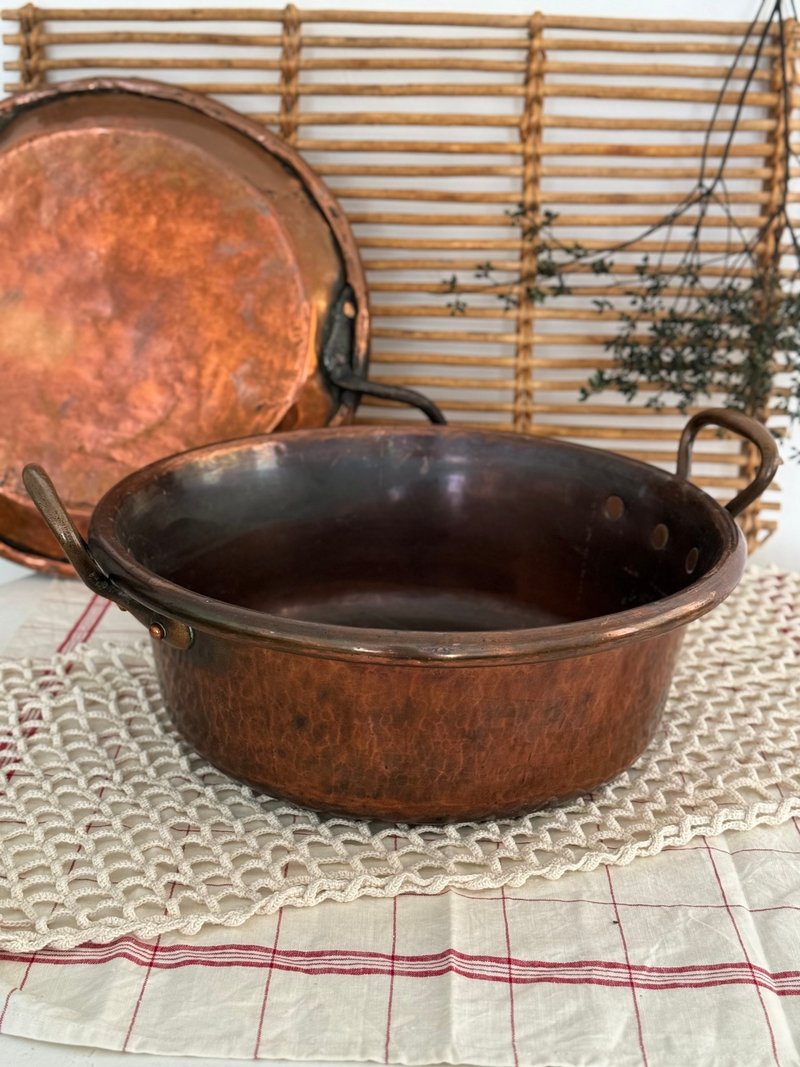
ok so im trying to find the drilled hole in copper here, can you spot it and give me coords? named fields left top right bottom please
left=604, top=495, right=624, bottom=520
left=651, top=523, right=669, bottom=550
left=685, top=547, right=700, bottom=575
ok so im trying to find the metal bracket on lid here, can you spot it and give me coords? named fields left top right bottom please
left=322, top=286, right=447, bottom=426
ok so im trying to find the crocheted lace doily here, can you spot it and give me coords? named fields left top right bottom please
left=0, top=567, right=798, bottom=950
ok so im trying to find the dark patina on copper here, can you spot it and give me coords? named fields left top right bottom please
left=24, top=409, right=779, bottom=823
left=0, top=77, right=371, bottom=574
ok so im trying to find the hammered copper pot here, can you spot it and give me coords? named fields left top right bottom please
left=24, top=408, right=779, bottom=823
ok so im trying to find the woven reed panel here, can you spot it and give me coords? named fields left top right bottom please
left=3, top=6, right=796, bottom=547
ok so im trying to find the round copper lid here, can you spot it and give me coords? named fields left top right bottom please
left=0, top=78, right=369, bottom=575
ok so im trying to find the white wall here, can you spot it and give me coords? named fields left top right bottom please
left=0, top=0, right=796, bottom=581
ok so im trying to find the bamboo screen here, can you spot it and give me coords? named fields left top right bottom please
left=3, top=5, right=796, bottom=547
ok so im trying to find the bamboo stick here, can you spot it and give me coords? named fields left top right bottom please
left=334, top=187, right=772, bottom=205
left=296, top=114, right=778, bottom=133
left=319, top=163, right=523, bottom=176
left=368, top=281, right=744, bottom=298
left=317, top=162, right=771, bottom=179
left=372, top=326, right=521, bottom=343
left=371, top=352, right=518, bottom=367
left=290, top=113, right=521, bottom=127
left=296, top=138, right=522, bottom=154
left=542, top=37, right=779, bottom=57
left=4, top=55, right=776, bottom=83
left=0, top=9, right=777, bottom=33
left=267, top=113, right=776, bottom=133
left=0, top=29, right=286, bottom=45
left=362, top=258, right=763, bottom=275
left=285, top=113, right=778, bottom=132
left=355, top=238, right=523, bottom=249
left=296, top=139, right=775, bottom=158
left=348, top=211, right=766, bottom=228
left=1, top=31, right=780, bottom=58
left=362, top=258, right=521, bottom=270
left=370, top=328, right=639, bottom=344
left=354, top=236, right=759, bottom=252
left=365, top=372, right=770, bottom=397
left=370, top=304, right=640, bottom=322
left=543, top=115, right=774, bottom=131
left=34, top=77, right=775, bottom=104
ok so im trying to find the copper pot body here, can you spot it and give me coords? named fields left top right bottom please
left=24, top=411, right=778, bottom=823
left=153, top=627, right=684, bottom=822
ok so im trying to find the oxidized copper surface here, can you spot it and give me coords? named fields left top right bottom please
left=153, top=625, right=685, bottom=823
left=0, top=78, right=368, bottom=573
left=22, top=412, right=779, bottom=822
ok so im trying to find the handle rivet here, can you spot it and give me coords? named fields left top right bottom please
left=342, top=300, right=356, bottom=319
left=148, top=622, right=166, bottom=641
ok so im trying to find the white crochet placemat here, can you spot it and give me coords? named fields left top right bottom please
left=0, top=567, right=798, bottom=951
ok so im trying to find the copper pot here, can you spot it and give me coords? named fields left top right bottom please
left=24, top=408, right=779, bottom=823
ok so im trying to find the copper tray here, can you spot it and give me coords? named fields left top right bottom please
left=0, top=78, right=369, bottom=575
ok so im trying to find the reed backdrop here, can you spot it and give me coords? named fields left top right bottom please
left=3, top=4, right=797, bottom=547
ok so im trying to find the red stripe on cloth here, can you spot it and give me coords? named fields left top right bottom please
left=384, top=896, right=398, bottom=1065
left=6, top=940, right=800, bottom=996
left=122, top=825, right=190, bottom=1050
left=704, top=837, right=782, bottom=1067
left=10, top=938, right=800, bottom=978
left=0, top=955, right=36, bottom=1034
left=123, top=938, right=160, bottom=1052
left=4, top=951, right=800, bottom=995
left=253, top=910, right=284, bottom=1059
left=57, top=594, right=102, bottom=654
left=500, top=887, right=519, bottom=1067
left=606, top=866, right=649, bottom=1067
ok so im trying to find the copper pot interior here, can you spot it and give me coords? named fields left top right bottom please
left=102, top=429, right=727, bottom=632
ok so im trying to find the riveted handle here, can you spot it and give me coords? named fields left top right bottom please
left=322, top=285, right=447, bottom=425
left=23, top=464, right=193, bottom=650
left=676, top=409, right=781, bottom=519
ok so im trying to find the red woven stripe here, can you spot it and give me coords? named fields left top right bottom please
left=253, top=910, right=283, bottom=1059
left=606, top=865, right=649, bottom=1066
left=3, top=941, right=799, bottom=995
left=704, top=838, right=782, bottom=1066
left=384, top=896, right=398, bottom=1065
left=500, top=887, right=519, bottom=1067
left=10, top=938, right=800, bottom=975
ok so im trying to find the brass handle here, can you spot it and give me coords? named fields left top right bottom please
left=23, top=464, right=193, bottom=650
left=676, top=408, right=781, bottom=519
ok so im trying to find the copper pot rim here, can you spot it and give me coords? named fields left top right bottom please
left=89, top=426, right=747, bottom=667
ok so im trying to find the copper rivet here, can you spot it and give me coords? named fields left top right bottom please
left=149, top=622, right=166, bottom=641
left=651, top=523, right=669, bottom=550
left=604, top=495, right=624, bottom=521
left=343, top=300, right=356, bottom=319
